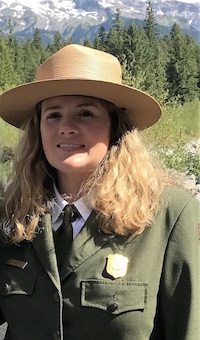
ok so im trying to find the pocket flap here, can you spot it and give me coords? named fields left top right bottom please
left=81, top=279, right=148, bottom=314
left=0, top=266, right=37, bottom=296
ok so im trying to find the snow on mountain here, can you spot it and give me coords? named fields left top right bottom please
left=0, top=0, right=199, bottom=44
left=1, top=0, right=200, bottom=7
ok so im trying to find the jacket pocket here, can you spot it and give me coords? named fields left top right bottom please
left=81, top=279, right=148, bottom=315
left=0, top=266, right=37, bottom=296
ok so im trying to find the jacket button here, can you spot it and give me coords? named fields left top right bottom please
left=52, top=291, right=59, bottom=302
left=52, top=330, right=61, bottom=340
left=3, top=283, right=10, bottom=293
left=107, top=302, right=119, bottom=313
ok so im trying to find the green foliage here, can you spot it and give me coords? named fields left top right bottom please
left=144, top=1, right=160, bottom=42
left=95, top=4, right=199, bottom=104
left=0, top=36, right=20, bottom=90
left=46, top=31, right=66, bottom=54
left=83, top=36, right=92, bottom=47
left=143, top=99, right=200, bottom=175
left=166, top=24, right=199, bottom=103
left=0, top=119, right=22, bottom=189
left=93, top=26, right=107, bottom=51
left=0, top=162, right=12, bottom=190
left=0, top=118, right=22, bottom=154
left=105, top=9, right=125, bottom=60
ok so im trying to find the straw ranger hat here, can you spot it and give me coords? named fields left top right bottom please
left=0, top=44, right=161, bottom=129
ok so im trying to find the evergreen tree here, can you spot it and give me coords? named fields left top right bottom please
left=46, top=31, right=65, bottom=55
left=84, top=36, right=92, bottom=47
left=7, top=18, right=14, bottom=46
left=10, top=39, right=24, bottom=84
left=6, top=19, right=19, bottom=66
left=182, top=34, right=199, bottom=101
left=195, top=42, right=200, bottom=91
left=143, top=2, right=162, bottom=97
left=112, top=8, right=124, bottom=33
left=106, top=9, right=125, bottom=61
left=66, top=37, right=74, bottom=45
left=33, top=28, right=42, bottom=50
left=166, top=23, right=184, bottom=101
left=93, top=26, right=107, bottom=51
left=33, top=28, right=46, bottom=63
left=123, top=23, right=148, bottom=90
left=0, top=37, right=20, bottom=91
left=152, top=40, right=169, bottom=102
left=166, top=23, right=198, bottom=103
left=144, top=2, right=159, bottom=43
left=20, top=39, right=39, bottom=82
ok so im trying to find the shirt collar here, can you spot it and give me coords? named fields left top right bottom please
left=51, top=183, right=92, bottom=224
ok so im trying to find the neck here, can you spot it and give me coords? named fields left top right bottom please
left=56, top=172, right=88, bottom=202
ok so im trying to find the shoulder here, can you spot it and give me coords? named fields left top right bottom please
left=159, top=185, right=199, bottom=233
left=164, top=185, right=197, bottom=204
left=162, top=185, right=198, bottom=213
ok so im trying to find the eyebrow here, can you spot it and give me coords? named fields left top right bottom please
left=43, top=105, right=62, bottom=112
left=76, top=102, right=99, bottom=108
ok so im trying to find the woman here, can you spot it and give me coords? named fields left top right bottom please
left=0, top=44, right=199, bottom=340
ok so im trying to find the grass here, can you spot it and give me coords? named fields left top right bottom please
left=0, top=118, right=22, bottom=149
left=0, top=119, right=22, bottom=187
left=142, top=99, right=200, bottom=175
left=143, top=99, right=200, bottom=145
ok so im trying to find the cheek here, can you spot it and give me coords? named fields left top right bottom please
left=40, top=124, right=52, bottom=153
left=103, top=129, right=111, bottom=148
left=90, top=133, right=110, bottom=150
left=91, top=121, right=110, bottom=146
left=40, top=122, right=53, bottom=140
left=90, top=134, right=110, bottom=159
left=40, top=126, right=46, bottom=146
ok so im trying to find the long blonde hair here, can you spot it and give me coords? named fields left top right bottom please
left=0, top=99, right=173, bottom=243
left=84, top=129, right=172, bottom=235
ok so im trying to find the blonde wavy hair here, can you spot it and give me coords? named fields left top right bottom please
left=0, top=98, right=173, bottom=244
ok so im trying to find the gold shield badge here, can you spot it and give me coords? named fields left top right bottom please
left=106, top=254, right=129, bottom=279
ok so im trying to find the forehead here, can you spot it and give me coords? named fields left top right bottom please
left=41, top=95, right=101, bottom=109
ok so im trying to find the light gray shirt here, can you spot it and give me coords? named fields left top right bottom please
left=51, top=184, right=92, bottom=238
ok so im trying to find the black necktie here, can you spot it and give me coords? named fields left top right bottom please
left=54, top=204, right=80, bottom=271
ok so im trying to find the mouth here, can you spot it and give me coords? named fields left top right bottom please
left=57, top=143, right=85, bottom=150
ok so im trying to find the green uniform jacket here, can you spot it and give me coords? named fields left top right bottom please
left=0, top=187, right=199, bottom=340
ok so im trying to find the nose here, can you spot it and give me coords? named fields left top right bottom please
left=59, top=117, right=78, bottom=135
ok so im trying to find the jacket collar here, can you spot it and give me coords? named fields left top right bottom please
left=60, top=210, right=116, bottom=280
left=32, top=213, right=61, bottom=290
left=32, top=211, right=116, bottom=287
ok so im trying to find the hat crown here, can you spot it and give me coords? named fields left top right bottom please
left=36, top=44, right=122, bottom=84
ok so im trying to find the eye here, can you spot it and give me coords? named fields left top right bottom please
left=46, top=112, right=61, bottom=119
left=78, top=110, right=94, bottom=118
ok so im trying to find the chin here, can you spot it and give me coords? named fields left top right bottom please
left=60, top=162, right=88, bottom=172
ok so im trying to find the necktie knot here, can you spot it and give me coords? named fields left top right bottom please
left=63, top=204, right=81, bottom=223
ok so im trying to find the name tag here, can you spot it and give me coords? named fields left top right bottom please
left=6, top=259, right=28, bottom=269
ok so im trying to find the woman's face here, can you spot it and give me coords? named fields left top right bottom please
left=40, top=95, right=111, bottom=181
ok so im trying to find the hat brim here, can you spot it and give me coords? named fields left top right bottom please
left=0, top=79, right=161, bottom=130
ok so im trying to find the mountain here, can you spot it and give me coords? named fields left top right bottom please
left=0, top=0, right=200, bottom=44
